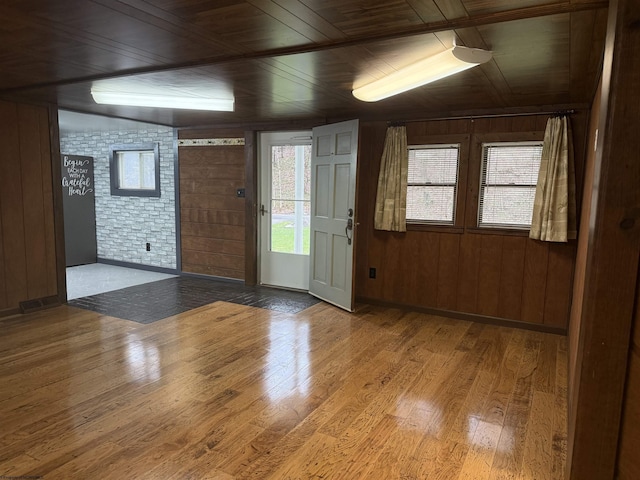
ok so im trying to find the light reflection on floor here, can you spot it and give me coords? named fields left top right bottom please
left=470, top=418, right=514, bottom=454
left=125, top=332, right=161, bottom=383
left=396, top=398, right=443, bottom=432
left=265, top=318, right=310, bottom=401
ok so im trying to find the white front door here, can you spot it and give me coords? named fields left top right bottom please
left=309, top=119, right=359, bottom=311
left=259, top=131, right=312, bottom=290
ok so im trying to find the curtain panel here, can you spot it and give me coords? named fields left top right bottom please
left=530, top=115, right=577, bottom=242
left=374, top=126, right=408, bottom=232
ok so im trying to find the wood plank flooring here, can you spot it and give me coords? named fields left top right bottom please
left=0, top=301, right=567, bottom=479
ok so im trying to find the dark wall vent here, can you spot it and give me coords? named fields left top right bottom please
left=19, top=296, right=60, bottom=314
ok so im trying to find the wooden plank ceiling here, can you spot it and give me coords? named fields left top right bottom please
left=0, top=0, right=608, bottom=128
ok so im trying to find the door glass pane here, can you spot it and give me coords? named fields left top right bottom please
left=270, top=145, right=311, bottom=254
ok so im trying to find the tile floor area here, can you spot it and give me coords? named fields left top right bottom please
left=66, top=265, right=321, bottom=324
left=66, top=263, right=176, bottom=300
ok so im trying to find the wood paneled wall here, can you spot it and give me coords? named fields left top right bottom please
left=566, top=0, right=640, bottom=477
left=618, top=277, right=640, bottom=478
left=0, top=100, right=59, bottom=316
left=568, top=78, right=601, bottom=432
left=356, top=112, right=587, bottom=331
left=178, top=129, right=246, bottom=280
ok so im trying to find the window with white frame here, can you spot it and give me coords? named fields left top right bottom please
left=478, top=141, right=543, bottom=229
left=406, top=144, right=460, bottom=224
left=109, top=143, right=160, bottom=197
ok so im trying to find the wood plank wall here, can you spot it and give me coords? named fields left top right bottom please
left=356, top=112, right=587, bottom=331
left=566, top=0, right=640, bottom=476
left=567, top=78, right=601, bottom=430
left=0, top=100, right=58, bottom=315
left=618, top=275, right=640, bottom=478
left=178, top=129, right=246, bottom=279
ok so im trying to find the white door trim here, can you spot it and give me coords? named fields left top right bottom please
left=258, top=131, right=312, bottom=290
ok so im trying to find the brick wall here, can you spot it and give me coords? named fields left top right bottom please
left=60, top=127, right=177, bottom=269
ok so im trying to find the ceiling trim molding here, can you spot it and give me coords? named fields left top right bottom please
left=177, top=138, right=245, bottom=147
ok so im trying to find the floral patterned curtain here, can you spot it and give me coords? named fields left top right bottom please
left=530, top=115, right=577, bottom=242
left=374, top=126, right=408, bottom=232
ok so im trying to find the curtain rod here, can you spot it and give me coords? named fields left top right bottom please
left=387, top=109, right=577, bottom=126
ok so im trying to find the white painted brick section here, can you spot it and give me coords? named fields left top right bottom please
left=60, top=127, right=177, bottom=269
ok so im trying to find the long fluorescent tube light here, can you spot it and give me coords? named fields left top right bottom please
left=91, top=87, right=235, bottom=111
left=352, top=45, right=492, bottom=102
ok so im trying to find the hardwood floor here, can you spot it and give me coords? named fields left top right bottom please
left=0, top=301, right=567, bottom=479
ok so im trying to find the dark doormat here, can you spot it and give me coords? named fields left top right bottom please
left=67, top=276, right=321, bottom=324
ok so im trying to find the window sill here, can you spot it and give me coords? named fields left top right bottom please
left=465, top=226, right=530, bottom=237
left=111, top=189, right=161, bottom=198
left=406, top=223, right=464, bottom=234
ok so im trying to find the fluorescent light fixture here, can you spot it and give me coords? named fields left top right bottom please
left=91, top=87, right=235, bottom=111
left=352, top=45, right=492, bottom=102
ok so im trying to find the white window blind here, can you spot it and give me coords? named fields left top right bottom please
left=479, top=142, right=543, bottom=228
left=407, top=144, right=460, bottom=224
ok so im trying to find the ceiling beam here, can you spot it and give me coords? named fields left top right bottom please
left=0, top=0, right=608, bottom=94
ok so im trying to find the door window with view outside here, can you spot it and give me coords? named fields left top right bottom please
left=270, top=145, right=311, bottom=254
